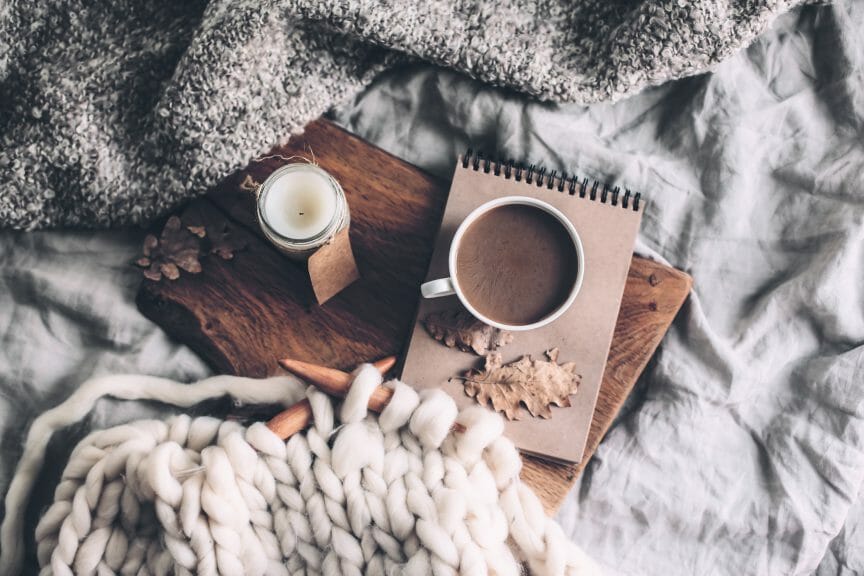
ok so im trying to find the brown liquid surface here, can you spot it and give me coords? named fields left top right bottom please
left=456, top=204, right=579, bottom=326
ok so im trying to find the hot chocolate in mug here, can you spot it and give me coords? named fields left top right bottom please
left=421, top=196, right=585, bottom=331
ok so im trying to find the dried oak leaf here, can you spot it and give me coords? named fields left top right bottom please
left=135, top=215, right=203, bottom=281
left=460, top=348, right=580, bottom=420
left=207, top=222, right=246, bottom=260
left=424, top=309, right=513, bottom=356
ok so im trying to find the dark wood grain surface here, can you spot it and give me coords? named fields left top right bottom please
left=137, top=119, right=692, bottom=512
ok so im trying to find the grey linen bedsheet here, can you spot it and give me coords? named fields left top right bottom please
left=2, top=3, right=864, bottom=574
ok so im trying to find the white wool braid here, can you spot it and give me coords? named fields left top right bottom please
left=0, top=368, right=601, bottom=576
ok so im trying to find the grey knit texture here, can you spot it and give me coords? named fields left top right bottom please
left=0, top=0, right=801, bottom=229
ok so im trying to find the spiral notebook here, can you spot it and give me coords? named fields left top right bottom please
left=400, top=153, right=643, bottom=464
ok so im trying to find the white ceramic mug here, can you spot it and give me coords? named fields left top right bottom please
left=421, top=196, right=585, bottom=331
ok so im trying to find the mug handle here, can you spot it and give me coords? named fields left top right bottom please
left=421, top=278, right=456, bottom=298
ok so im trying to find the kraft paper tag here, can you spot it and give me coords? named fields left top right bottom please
left=307, top=228, right=360, bottom=304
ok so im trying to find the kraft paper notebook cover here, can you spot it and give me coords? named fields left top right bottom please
left=401, top=153, right=643, bottom=464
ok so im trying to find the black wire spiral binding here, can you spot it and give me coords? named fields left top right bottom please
left=461, top=149, right=641, bottom=211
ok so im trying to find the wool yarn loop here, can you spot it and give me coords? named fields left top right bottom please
left=0, top=367, right=600, bottom=575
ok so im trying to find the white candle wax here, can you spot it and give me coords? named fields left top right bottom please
left=262, top=169, right=338, bottom=240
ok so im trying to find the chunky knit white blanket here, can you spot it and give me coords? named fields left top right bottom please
left=0, top=366, right=599, bottom=575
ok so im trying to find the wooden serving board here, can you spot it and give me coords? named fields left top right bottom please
left=137, top=119, right=692, bottom=512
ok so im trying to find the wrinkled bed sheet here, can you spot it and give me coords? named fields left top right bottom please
left=2, top=3, right=864, bottom=574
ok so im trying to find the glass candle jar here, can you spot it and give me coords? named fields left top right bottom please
left=256, top=164, right=350, bottom=260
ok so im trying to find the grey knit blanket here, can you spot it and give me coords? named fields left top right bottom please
left=0, top=0, right=800, bottom=229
